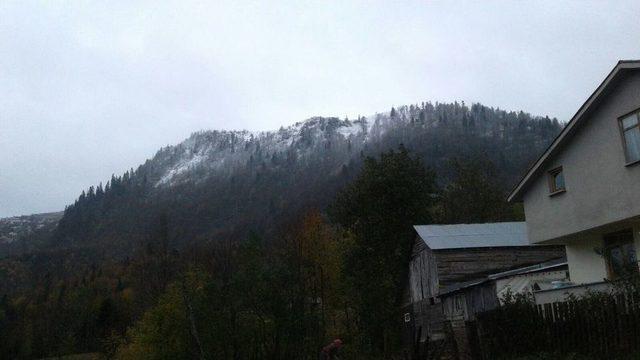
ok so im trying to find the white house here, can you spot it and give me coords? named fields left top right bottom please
left=508, top=60, right=640, bottom=297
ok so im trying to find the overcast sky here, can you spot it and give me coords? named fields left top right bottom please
left=1, top=1, right=639, bottom=217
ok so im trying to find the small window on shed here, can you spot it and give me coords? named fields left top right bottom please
left=548, top=167, right=565, bottom=194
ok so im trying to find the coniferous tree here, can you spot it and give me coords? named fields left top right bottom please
left=437, top=158, right=522, bottom=224
left=328, top=145, right=436, bottom=356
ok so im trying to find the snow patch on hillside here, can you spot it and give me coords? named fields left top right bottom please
left=154, top=113, right=390, bottom=187
left=157, top=152, right=208, bottom=185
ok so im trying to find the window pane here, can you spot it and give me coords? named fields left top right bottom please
left=609, top=246, right=625, bottom=277
left=622, top=242, right=638, bottom=268
left=605, top=231, right=638, bottom=279
left=616, top=242, right=639, bottom=277
left=553, top=172, right=565, bottom=190
left=622, top=113, right=638, bottom=130
left=624, top=127, right=640, bottom=162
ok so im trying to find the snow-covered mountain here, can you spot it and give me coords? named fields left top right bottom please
left=0, top=211, right=63, bottom=257
left=52, top=101, right=561, bottom=255
left=146, top=112, right=391, bottom=188
left=0, top=211, right=62, bottom=245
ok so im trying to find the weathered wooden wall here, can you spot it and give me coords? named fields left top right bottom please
left=407, top=237, right=448, bottom=343
left=442, top=283, right=499, bottom=323
left=408, top=237, right=440, bottom=304
left=411, top=300, right=446, bottom=340
left=405, top=237, right=565, bottom=357
left=434, top=246, right=565, bottom=285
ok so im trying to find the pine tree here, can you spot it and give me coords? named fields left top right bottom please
left=328, top=145, right=436, bottom=356
left=437, top=159, right=521, bottom=224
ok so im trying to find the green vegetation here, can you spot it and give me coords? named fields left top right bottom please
left=0, top=145, right=525, bottom=359
left=0, top=102, right=562, bottom=358
left=478, top=281, right=640, bottom=360
left=329, top=146, right=436, bottom=356
left=436, top=158, right=523, bottom=224
left=47, top=102, right=560, bottom=258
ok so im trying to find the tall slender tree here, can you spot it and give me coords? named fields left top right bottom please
left=328, top=145, right=436, bottom=356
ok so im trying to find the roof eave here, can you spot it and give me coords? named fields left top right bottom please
left=507, top=60, right=640, bottom=203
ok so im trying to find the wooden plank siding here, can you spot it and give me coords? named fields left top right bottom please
left=405, top=235, right=565, bottom=348
left=434, top=246, right=565, bottom=286
left=409, top=239, right=440, bottom=304
left=411, top=299, right=446, bottom=341
left=442, top=283, right=499, bottom=322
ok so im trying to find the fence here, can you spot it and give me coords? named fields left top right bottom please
left=474, top=289, right=640, bottom=359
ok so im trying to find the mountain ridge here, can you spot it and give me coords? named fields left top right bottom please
left=36, top=101, right=562, bottom=257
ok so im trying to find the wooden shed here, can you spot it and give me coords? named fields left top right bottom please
left=403, top=222, right=565, bottom=352
left=440, top=258, right=567, bottom=320
left=439, top=259, right=568, bottom=359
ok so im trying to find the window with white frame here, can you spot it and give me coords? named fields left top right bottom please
left=620, top=111, right=640, bottom=164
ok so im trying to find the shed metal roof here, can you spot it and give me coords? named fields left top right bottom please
left=414, top=222, right=529, bottom=250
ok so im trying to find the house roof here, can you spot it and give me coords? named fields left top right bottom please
left=508, top=60, right=640, bottom=202
left=413, top=222, right=528, bottom=250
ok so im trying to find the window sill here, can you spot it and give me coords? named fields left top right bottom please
left=549, top=189, right=566, bottom=197
left=625, top=159, right=640, bottom=167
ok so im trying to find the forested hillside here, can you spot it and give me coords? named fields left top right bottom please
left=0, top=212, right=62, bottom=256
left=53, top=101, right=561, bottom=257
left=0, top=101, right=562, bottom=359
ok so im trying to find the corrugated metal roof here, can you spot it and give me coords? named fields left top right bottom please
left=414, top=222, right=529, bottom=250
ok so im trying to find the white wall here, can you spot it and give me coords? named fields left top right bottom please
left=634, top=223, right=640, bottom=271
left=565, top=234, right=607, bottom=284
left=522, top=71, right=640, bottom=244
